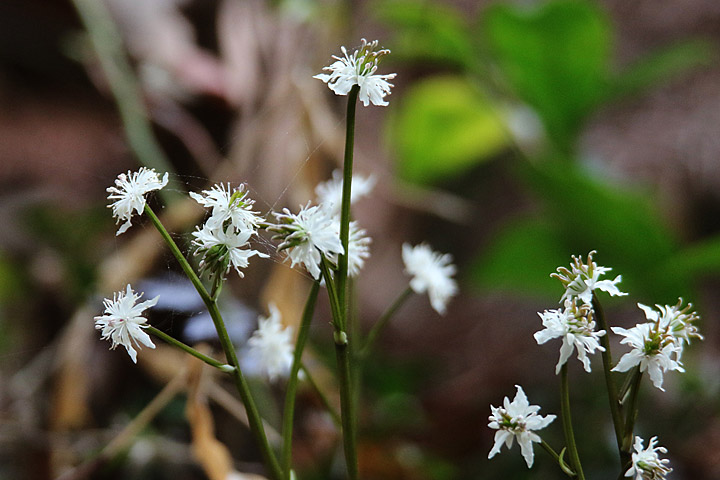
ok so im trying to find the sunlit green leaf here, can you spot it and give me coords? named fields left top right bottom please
left=391, top=76, right=510, bottom=185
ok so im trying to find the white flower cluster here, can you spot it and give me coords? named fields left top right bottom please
left=191, top=184, right=268, bottom=278
left=94, top=285, right=157, bottom=363
left=488, top=385, right=556, bottom=468
left=107, top=167, right=168, bottom=235
left=247, top=304, right=295, bottom=381
left=535, top=298, right=606, bottom=374
left=314, top=38, right=397, bottom=107
left=402, top=243, right=458, bottom=315
left=612, top=299, right=701, bottom=391
left=625, top=436, right=672, bottom=480
left=551, top=250, right=627, bottom=305
left=268, top=171, right=373, bottom=281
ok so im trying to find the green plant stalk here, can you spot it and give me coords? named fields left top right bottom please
left=281, top=282, right=320, bottom=477
left=320, top=258, right=358, bottom=480
left=335, top=85, right=360, bottom=313
left=619, top=367, right=643, bottom=475
left=360, top=287, right=413, bottom=357
left=145, top=206, right=283, bottom=480
left=146, top=326, right=234, bottom=372
left=592, top=294, right=624, bottom=451
left=560, top=364, right=585, bottom=480
left=71, top=0, right=176, bottom=205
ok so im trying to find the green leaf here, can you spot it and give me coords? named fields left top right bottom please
left=470, top=217, right=568, bottom=297
left=373, top=0, right=475, bottom=69
left=483, top=0, right=612, bottom=150
left=613, top=39, right=715, bottom=98
left=390, top=76, right=510, bottom=185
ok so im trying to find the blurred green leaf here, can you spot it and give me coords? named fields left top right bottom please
left=470, top=217, right=567, bottom=297
left=612, top=39, right=715, bottom=98
left=373, top=0, right=475, bottom=68
left=391, top=76, right=510, bottom=185
left=483, top=0, right=611, bottom=150
left=474, top=161, right=685, bottom=301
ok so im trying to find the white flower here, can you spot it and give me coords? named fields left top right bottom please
left=189, top=183, right=264, bottom=231
left=488, top=385, right=556, bottom=468
left=94, top=285, right=158, bottom=363
left=314, top=170, right=376, bottom=215
left=611, top=323, right=684, bottom=391
left=625, top=436, right=672, bottom=480
left=247, top=304, right=294, bottom=381
left=347, top=221, right=371, bottom=277
left=535, top=299, right=606, bottom=374
left=552, top=250, right=627, bottom=304
left=270, top=203, right=344, bottom=280
left=107, top=168, right=168, bottom=235
left=638, top=299, right=702, bottom=354
left=402, top=243, right=457, bottom=315
left=314, top=38, right=397, bottom=107
left=192, top=223, right=269, bottom=277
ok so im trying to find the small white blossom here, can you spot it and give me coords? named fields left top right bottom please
left=189, top=183, right=264, bottom=231
left=192, top=223, right=268, bottom=277
left=107, top=168, right=168, bottom=235
left=402, top=243, right=457, bottom=315
left=625, top=436, right=672, bottom=480
left=488, top=385, right=556, bottom=468
left=270, top=203, right=344, bottom=280
left=347, top=221, right=371, bottom=277
left=611, top=323, right=684, bottom=391
left=535, top=299, right=606, bottom=374
left=247, top=304, right=294, bottom=381
left=552, top=250, right=627, bottom=305
left=638, top=299, right=702, bottom=356
left=94, top=285, right=158, bottom=363
left=314, top=38, right=397, bottom=107
left=314, top=170, right=376, bottom=215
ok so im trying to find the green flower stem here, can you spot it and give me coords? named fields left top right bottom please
left=335, top=84, right=360, bottom=313
left=301, top=363, right=342, bottom=428
left=145, top=205, right=282, bottom=480
left=144, top=205, right=211, bottom=305
left=560, top=364, right=585, bottom=480
left=282, top=281, right=320, bottom=477
left=620, top=367, right=643, bottom=466
left=206, top=291, right=284, bottom=480
left=146, top=326, right=234, bottom=372
left=540, top=440, right=576, bottom=477
left=320, top=258, right=358, bottom=480
left=592, top=294, right=624, bottom=452
left=360, top=287, right=413, bottom=358
left=320, top=257, right=344, bottom=332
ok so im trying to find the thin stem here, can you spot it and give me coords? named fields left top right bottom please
left=320, top=257, right=344, bottom=332
left=146, top=326, right=234, bottom=372
left=620, top=367, right=643, bottom=469
left=560, top=364, right=585, bottom=480
left=335, top=84, right=360, bottom=312
left=540, top=440, right=576, bottom=477
left=210, top=270, right=224, bottom=301
left=320, top=258, right=358, bottom=480
left=360, top=287, right=413, bottom=357
left=282, top=282, right=320, bottom=477
left=205, top=300, right=284, bottom=480
left=301, top=363, right=342, bottom=428
left=144, top=205, right=211, bottom=304
left=592, top=294, right=624, bottom=452
left=145, top=205, right=282, bottom=480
